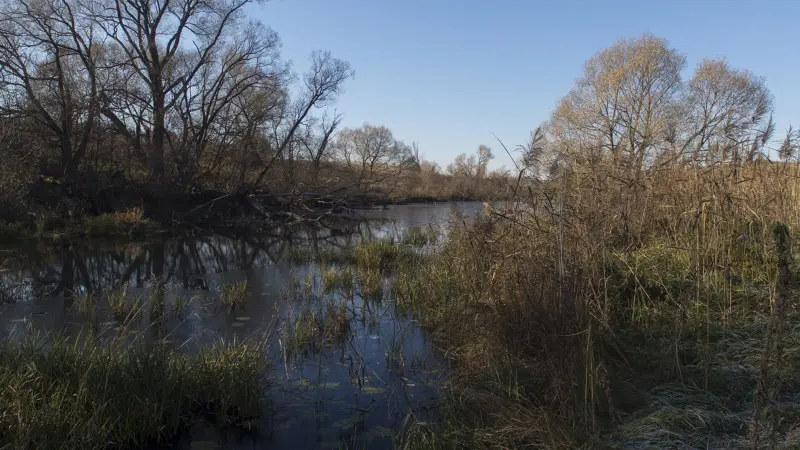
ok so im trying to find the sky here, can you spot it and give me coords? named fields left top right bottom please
left=246, top=0, right=800, bottom=170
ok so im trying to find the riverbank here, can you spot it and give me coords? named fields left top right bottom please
left=0, top=190, right=490, bottom=244
left=390, top=162, right=800, bottom=448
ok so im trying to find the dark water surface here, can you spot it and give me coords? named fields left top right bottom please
left=0, top=202, right=485, bottom=450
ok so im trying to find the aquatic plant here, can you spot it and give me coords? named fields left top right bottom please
left=280, top=292, right=353, bottom=358
left=354, top=238, right=414, bottom=273
left=357, top=269, right=383, bottom=301
left=106, top=290, right=127, bottom=320
left=322, top=266, right=354, bottom=293
left=221, top=280, right=248, bottom=310
left=73, top=291, right=96, bottom=316
left=173, top=295, right=192, bottom=317
left=0, top=331, right=268, bottom=449
left=401, top=226, right=439, bottom=246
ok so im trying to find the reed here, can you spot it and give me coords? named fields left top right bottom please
left=393, top=160, right=800, bottom=447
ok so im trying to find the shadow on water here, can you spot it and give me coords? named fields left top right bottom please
left=0, top=202, right=485, bottom=449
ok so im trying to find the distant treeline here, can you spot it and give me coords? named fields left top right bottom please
left=0, top=0, right=514, bottom=225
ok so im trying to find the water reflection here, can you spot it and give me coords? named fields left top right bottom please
left=0, top=202, right=484, bottom=449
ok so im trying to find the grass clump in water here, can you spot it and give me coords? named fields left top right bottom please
left=221, top=280, right=248, bottom=310
left=401, top=226, right=439, bottom=246
left=173, top=294, right=193, bottom=317
left=281, top=293, right=352, bottom=358
left=322, top=266, right=354, bottom=293
left=0, top=331, right=268, bottom=449
left=354, top=238, right=415, bottom=273
left=357, top=268, right=384, bottom=301
left=106, top=290, right=143, bottom=321
left=73, top=291, right=97, bottom=316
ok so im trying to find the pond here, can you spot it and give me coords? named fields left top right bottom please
left=0, top=201, right=486, bottom=449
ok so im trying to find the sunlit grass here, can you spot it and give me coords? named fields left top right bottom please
left=355, top=239, right=407, bottom=273
left=82, top=207, right=159, bottom=237
left=401, top=226, right=439, bottom=246
left=390, top=199, right=800, bottom=448
left=322, top=266, right=354, bottom=293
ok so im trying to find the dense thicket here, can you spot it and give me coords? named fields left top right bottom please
left=396, top=34, right=800, bottom=448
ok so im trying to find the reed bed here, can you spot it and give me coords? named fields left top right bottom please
left=394, top=160, right=800, bottom=448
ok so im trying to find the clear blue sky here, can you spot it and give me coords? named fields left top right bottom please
left=247, top=0, right=800, bottom=170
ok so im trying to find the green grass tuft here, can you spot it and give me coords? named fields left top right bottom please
left=221, top=280, right=248, bottom=310
left=401, top=226, right=439, bottom=246
left=0, top=331, right=268, bottom=449
left=322, top=266, right=354, bottom=293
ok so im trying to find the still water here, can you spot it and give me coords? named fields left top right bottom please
left=0, top=202, right=485, bottom=449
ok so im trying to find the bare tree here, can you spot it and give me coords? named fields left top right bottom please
left=169, top=21, right=287, bottom=187
left=0, top=0, right=99, bottom=181
left=547, top=33, right=685, bottom=176
left=333, top=123, right=412, bottom=191
left=447, top=145, right=494, bottom=178
left=91, top=0, right=257, bottom=185
left=253, top=50, right=353, bottom=188
left=682, top=58, right=774, bottom=163
left=300, top=110, right=343, bottom=184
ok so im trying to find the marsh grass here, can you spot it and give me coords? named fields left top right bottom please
left=82, top=207, right=158, bottom=237
left=73, top=291, right=97, bottom=316
left=221, top=280, right=248, bottom=310
left=173, top=294, right=193, bottom=316
left=392, top=161, right=800, bottom=448
left=357, top=268, right=384, bottom=301
left=352, top=238, right=417, bottom=303
left=323, top=265, right=354, bottom=293
left=0, top=207, right=160, bottom=242
left=354, top=238, right=415, bottom=273
left=385, top=325, right=408, bottom=374
left=280, top=290, right=353, bottom=358
left=106, top=290, right=129, bottom=320
left=401, top=226, right=439, bottom=246
left=0, top=330, right=269, bottom=449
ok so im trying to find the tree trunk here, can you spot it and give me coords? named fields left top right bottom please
left=149, top=87, right=172, bottom=224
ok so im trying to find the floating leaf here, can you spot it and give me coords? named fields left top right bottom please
left=235, top=316, right=251, bottom=321
left=362, top=386, right=384, bottom=395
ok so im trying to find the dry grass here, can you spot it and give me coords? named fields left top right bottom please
left=393, top=160, right=800, bottom=448
left=82, top=207, right=158, bottom=237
